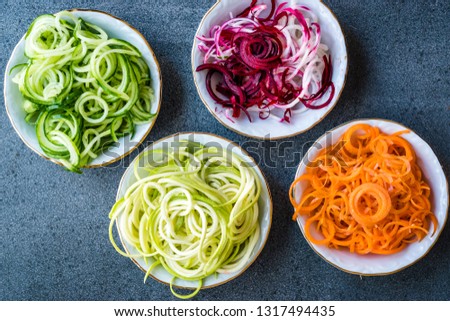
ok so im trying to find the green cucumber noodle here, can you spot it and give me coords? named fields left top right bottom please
left=109, top=142, right=261, bottom=299
left=11, top=11, right=156, bottom=173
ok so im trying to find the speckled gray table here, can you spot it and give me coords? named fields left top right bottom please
left=1, top=0, right=449, bottom=301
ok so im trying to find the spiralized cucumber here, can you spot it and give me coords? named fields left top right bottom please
left=11, top=11, right=156, bottom=172
left=109, top=142, right=261, bottom=299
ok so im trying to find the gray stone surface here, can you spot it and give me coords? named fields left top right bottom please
left=0, top=0, right=449, bottom=301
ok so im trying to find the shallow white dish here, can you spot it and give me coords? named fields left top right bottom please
left=115, top=132, right=273, bottom=289
left=192, top=0, right=347, bottom=140
left=292, top=118, right=449, bottom=275
left=4, top=9, right=162, bottom=168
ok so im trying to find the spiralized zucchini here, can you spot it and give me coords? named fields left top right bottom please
left=11, top=11, right=156, bottom=172
left=109, top=142, right=261, bottom=299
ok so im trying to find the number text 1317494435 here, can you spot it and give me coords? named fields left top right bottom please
left=256, top=305, right=336, bottom=317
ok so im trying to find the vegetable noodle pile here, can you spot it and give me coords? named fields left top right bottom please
left=196, top=0, right=334, bottom=123
left=290, top=124, right=437, bottom=255
left=109, top=142, right=261, bottom=298
left=12, top=11, right=155, bottom=172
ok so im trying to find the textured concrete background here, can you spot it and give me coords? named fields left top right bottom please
left=1, top=0, right=449, bottom=300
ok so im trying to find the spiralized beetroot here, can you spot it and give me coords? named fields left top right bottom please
left=196, top=0, right=334, bottom=122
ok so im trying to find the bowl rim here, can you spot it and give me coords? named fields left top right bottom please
left=191, top=0, right=348, bottom=140
left=3, top=8, right=163, bottom=169
left=114, top=131, right=273, bottom=290
left=292, top=118, right=449, bottom=276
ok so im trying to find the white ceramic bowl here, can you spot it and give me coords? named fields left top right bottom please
left=192, top=0, right=347, bottom=139
left=4, top=9, right=162, bottom=168
left=292, top=119, right=449, bottom=275
left=115, top=132, right=272, bottom=290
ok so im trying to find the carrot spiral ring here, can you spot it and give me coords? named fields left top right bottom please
left=349, top=183, right=391, bottom=227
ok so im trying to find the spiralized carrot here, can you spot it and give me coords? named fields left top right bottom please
left=290, top=124, right=437, bottom=255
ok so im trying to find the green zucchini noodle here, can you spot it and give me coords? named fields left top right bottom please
left=109, top=142, right=262, bottom=298
left=11, top=11, right=156, bottom=172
